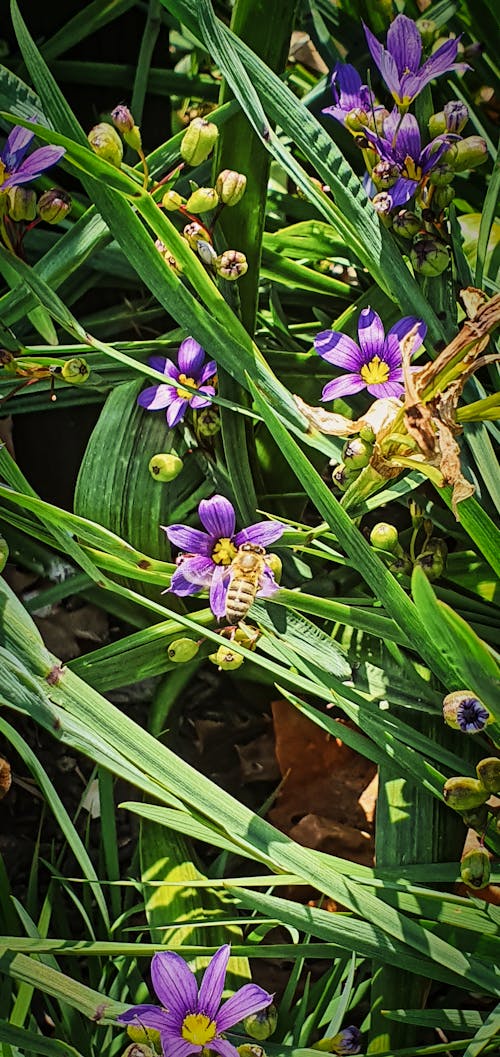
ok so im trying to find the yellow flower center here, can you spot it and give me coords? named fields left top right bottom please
left=403, top=155, right=422, bottom=181
left=176, top=373, right=197, bottom=399
left=360, top=356, right=390, bottom=386
left=212, top=538, right=238, bottom=565
left=181, top=1014, right=217, bottom=1046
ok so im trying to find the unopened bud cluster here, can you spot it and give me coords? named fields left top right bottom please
left=5, top=184, right=72, bottom=226
left=443, top=756, right=500, bottom=839
left=367, top=515, right=447, bottom=583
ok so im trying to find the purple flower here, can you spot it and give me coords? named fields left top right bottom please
left=364, top=14, right=469, bottom=108
left=0, top=125, right=65, bottom=192
left=117, top=945, right=273, bottom=1057
left=163, top=494, right=284, bottom=619
left=138, top=337, right=216, bottom=428
left=322, top=63, right=382, bottom=128
left=314, top=306, right=427, bottom=401
left=364, top=109, right=453, bottom=207
left=329, top=1025, right=362, bottom=1055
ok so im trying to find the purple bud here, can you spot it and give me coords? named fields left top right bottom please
left=111, top=105, right=135, bottom=132
left=37, top=188, right=72, bottom=223
left=443, top=100, right=469, bottom=133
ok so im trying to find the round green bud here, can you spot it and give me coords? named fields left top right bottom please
left=452, top=136, right=488, bottom=172
left=343, top=436, right=372, bottom=470
left=371, top=161, right=399, bottom=190
left=476, top=758, right=500, bottom=794
left=180, top=117, right=219, bottom=166
left=215, top=169, right=247, bottom=206
left=195, top=406, right=221, bottom=437
left=209, top=645, right=244, bottom=670
left=433, top=185, right=455, bottom=210
left=111, top=104, right=134, bottom=133
left=243, top=1005, right=278, bottom=1041
left=416, top=18, right=438, bottom=47
left=344, top=107, right=369, bottom=132
left=185, top=187, right=219, bottom=213
left=162, top=189, right=185, bottom=211
left=428, top=164, right=455, bottom=187
left=88, top=122, right=123, bottom=167
left=167, top=637, right=199, bottom=663
left=410, top=237, right=449, bottom=277
left=7, top=185, right=36, bottom=221
left=461, top=804, right=489, bottom=831
left=214, top=249, right=248, bottom=280
left=265, top=553, right=282, bottom=584
left=61, top=358, right=90, bottom=385
left=443, top=776, right=490, bottom=812
left=148, top=453, right=183, bottom=482
left=460, top=847, right=491, bottom=890
left=393, top=209, right=421, bottom=239
left=370, top=523, right=399, bottom=554
left=37, top=188, right=72, bottom=224
left=183, top=221, right=208, bottom=251
left=331, top=463, right=352, bottom=491
left=415, top=538, right=447, bottom=582
left=237, top=1047, right=266, bottom=1057
left=389, top=553, right=413, bottom=577
left=0, top=534, right=8, bottom=573
left=428, top=111, right=447, bottom=138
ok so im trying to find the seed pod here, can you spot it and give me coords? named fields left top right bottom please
left=162, top=190, right=185, bottom=211
left=237, top=1047, right=266, bottom=1057
left=7, top=185, right=37, bottom=221
left=371, top=192, right=393, bottom=223
left=88, top=122, right=123, bottom=167
left=195, top=407, right=221, bottom=437
left=180, top=117, right=219, bottom=166
left=185, top=187, right=219, bottom=213
left=460, top=847, right=491, bottom=889
left=393, top=209, right=421, bottom=238
left=428, top=164, right=455, bottom=186
left=126, top=1024, right=161, bottom=1050
left=410, top=237, right=449, bottom=276
left=38, top=188, right=72, bottom=223
left=265, top=553, right=282, bottom=584
left=209, top=645, right=244, bottom=670
left=443, top=776, right=490, bottom=811
left=214, top=250, right=248, bottom=280
left=148, top=453, right=183, bottom=482
left=61, top=358, right=90, bottom=385
left=331, top=463, right=352, bottom=491
left=476, top=758, right=500, bottom=794
left=343, top=436, right=373, bottom=471
left=168, top=638, right=199, bottom=663
left=121, top=1046, right=155, bottom=1057
left=443, top=690, right=490, bottom=734
left=215, top=169, right=247, bottom=206
left=197, top=239, right=218, bottom=266
left=243, top=1005, right=278, bottom=1041
left=452, top=136, right=488, bottom=172
left=433, top=185, right=455, bottom=210
left=415, top=537, right=447, bottom=582
left=344, top=107, right=369, bottom=132
left=370, top=523, right=400, bottom=554
left=0, top=534, right=8, bottom=573
left=371, top=161, right=399, bottom=190
left=461, top=804, right=489, bottom=831
left=183, top=222, right=208, bottom=251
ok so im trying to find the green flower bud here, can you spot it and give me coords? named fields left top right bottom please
left=371, top=192, right=394, bottom=224
left=313, top=1026, right=362, bottom=1055
left=7, top=185, right=36, bottom=221
left=195, top=406, right=221, bottom=437
left=371, top=161, right=399, bottom=190
left=215, top=169, right=247, bottom=206
left=167, top=637, right=199, bottom=663
left=428, top=112, right=447, bottom=138
left=155, top=239, right=182, bottom=273
left=366, top=108, right=390, bottom=135
left=214, top=250, right=248, bottom=280
left=111, top=105, right=142, bottom=151
left=185, top=186, right=219, bottom=213
left=180, top=117, right=219, bottom=166
left=433, top=185, right=455, bottom=210
left=343, top=436, right=373, bottom=470
left=265, top=553, right=282, bottom=583
left=344, top=107, right=369, bottom=132
left=443, top=690, right=491, bottom=734
left=183, top=222, right=208, bottom=251
left=428, top=164, right=455, bottom=187
left=148, top=452, right=183, bottom=482
left=393, top=209, right=421, bottom=239
left=443, top=100, right=469, bottom=133
left=415, top=537, right=447, bottom=581
left=61, top=358, right=90, bottom=385
left=452, top=136, right=488, bottom=172
left=410, top=237, right=449, bottom=276
left=37, top=188, right=72, bottom=224
left=237, top=1046, right=266, bottom=1057
left=461, top=804, right=489, bottom=830
left=443, top=776, right=490, bottom=812
left=0, top=534, right=8, bottom=573
left=126, top=1024, right=161, bottom=1050
left=162, top=189, right=185, bottom=211
left=476, top=757, right=500, bottom=794
left=416, top=18, right=438, bottom=47
left=331, top=463, right=352, bottom=491
left=88, top=122, right=123, bottom=167
left=460, top=847, right=491, bottom=889
left=370, top=523, right=400, bottom=554
left=243, top=1005, right=278, bottom=1041
left=209, top=645, right=244, bottom=670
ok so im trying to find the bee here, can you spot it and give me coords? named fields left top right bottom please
left=225, top=542, right=267, bottom=624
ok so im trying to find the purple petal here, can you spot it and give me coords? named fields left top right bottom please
left=160, top=1034, right=201, bottom=1057
left=1, top=125, right=34, bottom=169
left=177, top=337, right=206, bottom=378
left=167, top=570, right=202, bottom=597
left=149, top=356, right=179, bottom=381
left=331, top=63, right=363, bottom=109
left=210, top=565, right=230, bottom=619
left=357, top=307, right=385, bottom=362
left=314, top=330, right=363, bottom=371
left=322, top=104, right=350, bottom=124
left=138, top=384, right=176, bottom=411
left=363, top=22, right=385, bottom=75
left=164, top=524, right=213, bottom=555
left=210, top=1039, right=240, bottom=1057
left=382, top=333, right=403, bottom=370
left=256, top=566, right=279, bottom=599
left=198, top=495, right=236, bottom=539
left=393, top=112, right=421, bottom=163
left=234, top=521, right=284, bottom=548
left=420, top=136, right=452, bottom=174
left=378, top=52, right=405, bottom=100
left=171, top=555, right=215, bottom=589
left=367, top=380, right=404, bottom=398
left=199, top=360, right=217, bottom=384
left=198, top=945, right=230, bottom=1020
left=386, top=15, right=422, bottom=77
left=117, top=1005, right=170, bottom=1032
left=386, top=178, right=417, bottom=208
left=321, top=375, right=366, bottom=401
left=13, top=145, right=65, bottom=181
left=151, top=951, right=198, bottom=1020
left=190, top=386, right=215, bottom=409
left=415, top=37, right=470, bottom=91
left=388, top=316, right=427, bottom=355
left=216, top=985, right=273, bottom=1032
left=167, top=397, right=188, bottom=427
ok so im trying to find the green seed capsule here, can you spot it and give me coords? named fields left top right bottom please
left=461, top=804, right=489, bottom=831
left=61, top=358, right=90, bottom=384
left=243, top=1006, right=278, bottom=1041
left=460, top=847, right=491, bottom=889
left=126, top=1025, right=161, bottom=1049
left=7, top=185, right=37, bottom=221
left=343, top=436, right=372, bottom=470
left=476, top=758, right=500, bottom=794
left=443, top=776, right=490, bottom=811
left=148, top=453, right=183, bottom=482
left=215, top=169, right=247, bottom=206
left=180, top=118, right=219, bottom=166
left=410, top=237, right=449, bottom=277
left=37, top=188, right=72, bottom=223
left=185, top=187, right=219, bottom=213
left=370, top=523, right=400, bottom=554
left=88, top=122, right=123, bottom=167
left=237, top=1047, right=266, bottom=1057
left=167, top=638, right=199, bottom=663
left=162, top=190, right=185, bottom=211
left=214, top=250, right=248, bottom=280
left=209, top=645, right=244, bottom=670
